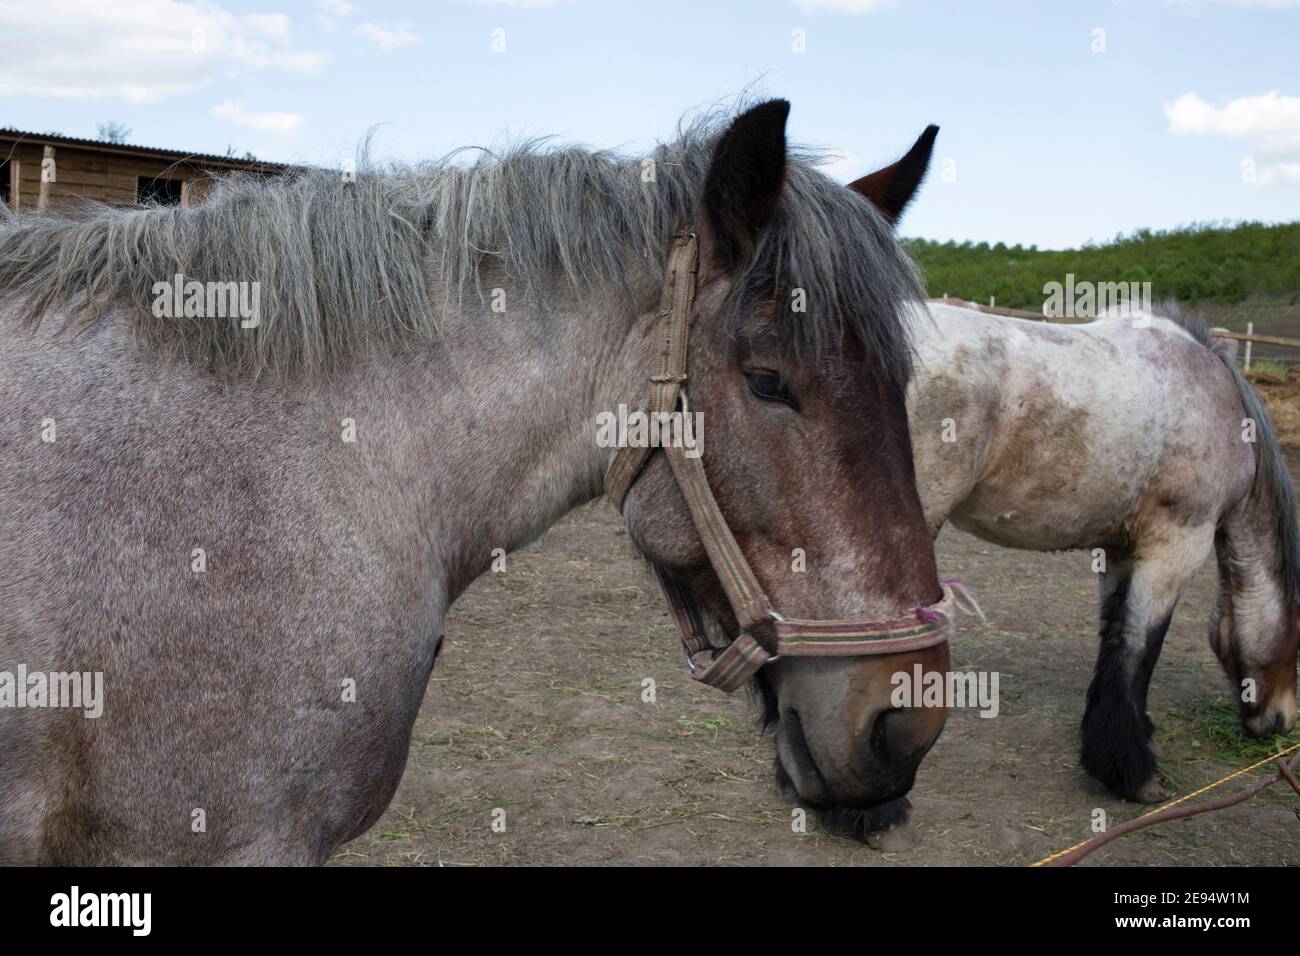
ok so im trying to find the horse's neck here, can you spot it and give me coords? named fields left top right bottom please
left=381, top=282, right=646, bottom=602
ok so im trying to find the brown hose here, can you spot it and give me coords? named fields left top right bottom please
left=1034, top=746, right=1300, bottom=867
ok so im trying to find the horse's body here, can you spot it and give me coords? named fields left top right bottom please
left=906, top=301, right=1299, bottom=800
left=0, top=318, right=462, bottom=863
left=0, top=104, right=955, bottom=864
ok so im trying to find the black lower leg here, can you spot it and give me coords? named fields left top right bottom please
left=1081, top=581, right=1172, bottom=799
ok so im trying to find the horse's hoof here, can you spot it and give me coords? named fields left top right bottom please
left=1129, top=779, right=1169, bottom=804
left=866, top=817, right=922, bottom=852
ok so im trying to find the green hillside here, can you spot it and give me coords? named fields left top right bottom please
left=903, top=221, right=1300, bottom=310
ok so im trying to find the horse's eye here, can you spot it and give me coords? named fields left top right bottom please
left=746, top=370, right=798, bottom=410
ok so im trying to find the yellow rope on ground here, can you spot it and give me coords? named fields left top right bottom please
left=1030, top=738, right=1300, bottom=867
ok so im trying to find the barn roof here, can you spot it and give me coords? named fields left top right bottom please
left=0, top=127, right=293, bottom=174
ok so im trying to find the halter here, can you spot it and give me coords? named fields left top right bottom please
left=605, top=231, right=978, bottom=693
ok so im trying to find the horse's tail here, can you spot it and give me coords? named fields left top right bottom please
left=1224, top=358, right=1300, bottom=607
left=1163, top=301, right=1300, bottom=735
left=1163, top=301, right=1300, bottom=608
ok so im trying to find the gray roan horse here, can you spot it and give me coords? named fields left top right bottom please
left=850, top=129, right=1299, bottom=806
left=0, top=101, right=952, bottom=864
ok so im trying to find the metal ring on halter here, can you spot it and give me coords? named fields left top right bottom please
left=765, top=610, right=784, bottom=663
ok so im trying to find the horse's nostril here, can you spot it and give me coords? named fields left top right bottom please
left=871, top=708, right=934, bottom=768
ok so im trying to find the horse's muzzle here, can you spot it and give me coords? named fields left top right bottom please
left=776, top=705, right=937, bottom=809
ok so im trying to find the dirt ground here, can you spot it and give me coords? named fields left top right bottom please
left=334, top=383, right=1300, bottom=868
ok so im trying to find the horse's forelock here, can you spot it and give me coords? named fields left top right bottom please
left=725, top=161, right=923, bottom=389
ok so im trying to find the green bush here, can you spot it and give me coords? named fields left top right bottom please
left=903, top=221, right=1300, bottom=309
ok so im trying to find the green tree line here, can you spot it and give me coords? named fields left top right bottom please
left=903, top=221, right=1300, bottom=309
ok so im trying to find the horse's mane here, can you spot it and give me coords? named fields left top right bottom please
left=0, top=103, right=922, bottom=381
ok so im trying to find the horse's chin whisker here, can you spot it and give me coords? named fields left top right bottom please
left=814, top=797, right=913, bottom=844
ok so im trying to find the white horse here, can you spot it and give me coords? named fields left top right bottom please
left=905, top=300, right=1299, bottom=801
left=846, top=128, right=1298, bottom=807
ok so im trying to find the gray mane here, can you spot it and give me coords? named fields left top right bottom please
left=1159, top=298, right=1215, bottom=350
left=0, top=106, right=921, bottom=381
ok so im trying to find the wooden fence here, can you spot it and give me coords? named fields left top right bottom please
left=940, top=294, right=1300, bottom=370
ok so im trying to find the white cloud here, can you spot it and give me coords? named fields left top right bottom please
left=0, top=1, right=328, bottom=103
left=243, top=13, right=290, bottom=41
left=1257, top=162, right=1300, bottom=187
left=315, top=0, right=357, bottom=31
left=792, top=0, right=894, bottom=12
left=1165, top=90, right=1300, bottom=187
left=234, top=46, right=329, bottom=72
left=1165, top=90, right=1300, bottom=148
left=356, top=22, right=422, bottom=50
left=213, top=100, right=304, bottom=135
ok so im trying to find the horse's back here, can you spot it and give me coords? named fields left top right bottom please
left=907, top=303, right=1255, bottom=550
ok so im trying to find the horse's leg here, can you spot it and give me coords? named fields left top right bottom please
left=1081, top=525, right=1215, bottom=802
left=1081, top=553, right=1152, bottom=800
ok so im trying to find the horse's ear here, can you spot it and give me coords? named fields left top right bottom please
left=848, top=124, right=939, bottom=226
left=702, top=99, right=790, bottom=270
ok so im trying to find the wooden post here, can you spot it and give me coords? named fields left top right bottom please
left=989, top=295, right=996, bottom=309
left=1245, top=322, right=1253, bottom=372
left=181, top=179, right=192, bottom=208
left=36, top=145, right=55, bottom=211
left=10, top=159, right=19, bottom=211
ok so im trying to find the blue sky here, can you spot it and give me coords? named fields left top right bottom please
left=1, top=0, right=1297, bottom=248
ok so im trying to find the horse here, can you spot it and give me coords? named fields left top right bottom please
left=841, top=130, right=1298, bottom=805
left=904, top=300, right=1299, bottom=802
left=0, top=100, right=955, bottom=864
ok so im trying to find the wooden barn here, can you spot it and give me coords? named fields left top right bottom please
left=1, top=129, right=290, bottom=212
